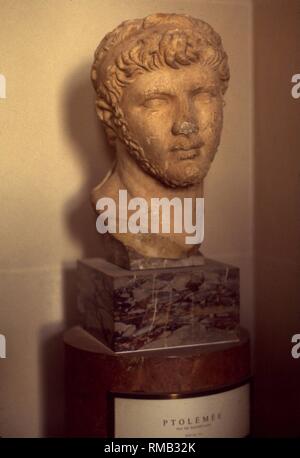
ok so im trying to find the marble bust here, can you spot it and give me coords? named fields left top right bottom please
left=90, top=13, right=230, bottom=263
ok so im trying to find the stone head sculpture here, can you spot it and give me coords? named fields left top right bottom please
left=90, top=13, right=230, bottom=264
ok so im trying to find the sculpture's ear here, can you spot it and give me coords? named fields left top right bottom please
left=95, top=99, right=117, bottom=146
left=95, top=99, right=114, bottom=127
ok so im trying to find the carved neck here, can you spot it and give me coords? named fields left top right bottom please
left=115, top=141, right=204, bottom=201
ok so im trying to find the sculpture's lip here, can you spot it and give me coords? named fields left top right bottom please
left=177, top=150, right=199, bottom=161
left=171, top=144, right=203, bottom=160
left=171, top=143, right=204, bottom=152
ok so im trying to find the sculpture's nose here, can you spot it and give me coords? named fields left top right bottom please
left=172, top=120, right=199, bottom=136
left=171, top=98, right=199, bottom=136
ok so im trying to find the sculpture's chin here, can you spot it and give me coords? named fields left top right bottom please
left=143, top=161, right=210, bottom=188
left=126, top=143, right=211, bottom=188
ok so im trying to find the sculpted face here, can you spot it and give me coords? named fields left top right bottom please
left=119, top=64, right=224, bottom=187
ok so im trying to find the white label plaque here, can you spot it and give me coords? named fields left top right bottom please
left=114, top=383, right=250, bottom=438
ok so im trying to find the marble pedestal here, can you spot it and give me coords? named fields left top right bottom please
left=78, top=257, right=240, bottom=352
left=64, top=326, right=251, bottom=437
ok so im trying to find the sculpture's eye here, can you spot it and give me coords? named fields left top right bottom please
left=192, top=87, right=219, bottom=102
left=143, top=96, right=169, bottom=109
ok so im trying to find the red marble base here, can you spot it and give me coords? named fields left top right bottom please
left=64, top=326, right=251, bottom=437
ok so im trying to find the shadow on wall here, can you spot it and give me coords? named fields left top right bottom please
left=63, top=61, right=114, bottom=259
left=39, top=62, right=114, bottom=437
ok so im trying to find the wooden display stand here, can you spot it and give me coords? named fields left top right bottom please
left=64, top=326, right=251, bottom=437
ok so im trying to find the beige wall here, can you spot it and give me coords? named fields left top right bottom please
left=253, top=0, right=300, bottom=437
left=0, top=0, right=253, bottom=437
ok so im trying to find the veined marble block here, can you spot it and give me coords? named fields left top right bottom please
left=78, top=258, right=240, bottom=352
